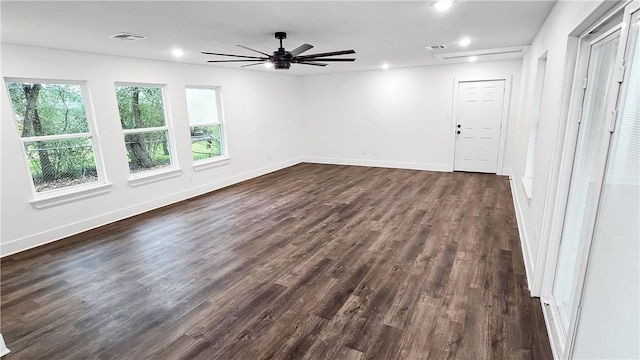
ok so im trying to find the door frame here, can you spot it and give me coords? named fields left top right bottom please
left=539, top=1, right=638, bottom=358
left=449, top=76, right=513, bottom=174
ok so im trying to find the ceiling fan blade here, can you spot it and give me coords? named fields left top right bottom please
left=202, top=51, right=265, bottom=60
left=297, top=49, right=356, bottom=59
left=241, top=62, right=267, bottom=68
left=297, top=58, right=356, bottom=62
left=289, top=44, right=314, bottom=57
left=207, top=59, right=267, bottom=63
left=236, top=45, right=271, bottom=57
left=296, top=62, right=328, bottom=67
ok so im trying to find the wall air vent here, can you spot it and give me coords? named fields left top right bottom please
left=425, top=45, right=447, bottom=51
left=433, top=46, right=530, bottom=62
left=110, top=32, right=148, bottom=41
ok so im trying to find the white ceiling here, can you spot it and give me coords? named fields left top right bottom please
left=1, top=1, right=556, bottom=75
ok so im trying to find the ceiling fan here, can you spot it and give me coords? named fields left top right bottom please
left=202, top=32, right=356, bottom=70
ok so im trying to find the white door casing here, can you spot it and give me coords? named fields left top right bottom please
left=453, top=80, right=506, bottom=173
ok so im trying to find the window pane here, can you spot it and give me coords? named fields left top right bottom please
left=185, top=87, right=219, bottom=125
left=191, top=125, right=223, bottom=161
left=115, top=86, right=166, bottom=129
left=124, top=130, right=172, bottom=173
left=24, top=138, right=99, bottom=192
left=6, top=82, right=89, bottom=136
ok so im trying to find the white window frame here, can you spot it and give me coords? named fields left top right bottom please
left=114, top=82, right=181, bottom=186
left=185, top=85, right=230, bottom=171
left=4, top=77, right=111, bottom=209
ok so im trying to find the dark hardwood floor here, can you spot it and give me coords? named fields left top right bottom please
left=1, top=163, right=552, bottom=359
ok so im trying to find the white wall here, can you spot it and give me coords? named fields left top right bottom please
left=300, top=60, right=522, bottom=173
left=507, top=0, right=639, bottom=359
left=1, top=43, right=303, bottom=256
left=507, top=0, right=604, bottom=284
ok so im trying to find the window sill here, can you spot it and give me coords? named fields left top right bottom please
left=30, top=182, right=112, bottom=209
left=522, top=177, right=533, bottom=200
left=128, top=168, right=183, bottom=187
left=193, top=157, right=230, bottom=172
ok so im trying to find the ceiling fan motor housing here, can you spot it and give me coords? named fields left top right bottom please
left=273, top=59, right=291, bottom=69
left=272, top=47, right=291, bottom=69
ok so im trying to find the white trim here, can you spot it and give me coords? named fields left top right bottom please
left=0, top=334, right=10, bottom=357
left=83, top=80, right=110, bottom=192
left=590, top=23, right=623, bottom=45
left=29, top=182, right=112, bottom=209
left=192, top=157, right=230, bottom=171
left=450, top=76, right=513, bottom=174
left=19, top=132, right=91, bottom=142
left=216, top=88, right=230, bottom=160
left=114, top=81, right=165, bottom=88
left=532, top=34, right=584, bottom=299
left=3, top=77, right=86, bottom=85
left=539, top=36, right=593, bottom=300
left=508, top=169, right=535, bottom=289
left=128, top=168, right=182, bottom=187
left=302, top=157, right=451, bottom=172
left=521, top=176, right=533, bottom=200
left=1, top=158, right=302, bottom=258
left=122, top=126, right=168, bottom=135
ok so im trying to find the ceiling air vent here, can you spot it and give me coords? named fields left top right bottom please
left=110, top=32, right=148, bottom=41
left=433, top=46, right=529, bottom=61
left=425, top=45, right=447, bottom=51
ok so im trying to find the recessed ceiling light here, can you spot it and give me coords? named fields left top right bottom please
left=458, top=38, right=471, bottom=47
left=264, top=62, right=274, bottom=69
left=433, top=0, right=453, bottom=12
left=382, top=63, right=390, bottom=70
left=172, top=48, right=185, bottom=57
left=468, top=56, right=478, bottom=62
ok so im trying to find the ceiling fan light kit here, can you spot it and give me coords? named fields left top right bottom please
left=202, top=32, right=356, bottom=70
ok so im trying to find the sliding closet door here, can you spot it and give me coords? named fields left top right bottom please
left=552, top=30, right=620, bottom=334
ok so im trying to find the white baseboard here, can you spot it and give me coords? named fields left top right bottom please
left=0, top=158, right=302, bottom=257
left=0, top=334, right=9, bottom=357
left=508, top=169, right=535, bottom=290
left=302, top=157, right=451, bottom=172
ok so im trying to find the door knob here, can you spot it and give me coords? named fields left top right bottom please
left=457, top=124, right=461, bottom=128
left=456, top=130, right=461, bottom=134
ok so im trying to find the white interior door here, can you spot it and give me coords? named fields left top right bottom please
left=453, top=80, right=505, bottom=173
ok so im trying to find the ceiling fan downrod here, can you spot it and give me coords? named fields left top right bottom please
left=273, top=32, right=290, bottom=69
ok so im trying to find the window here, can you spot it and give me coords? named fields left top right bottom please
left=115, top=84, right=175, bottom=175
left=185, top=87, right=227, bottom=164
left=6, top=79, right=103, bottom=193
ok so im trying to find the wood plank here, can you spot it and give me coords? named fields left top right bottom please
left=0, top=163, right=552, bottom=360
